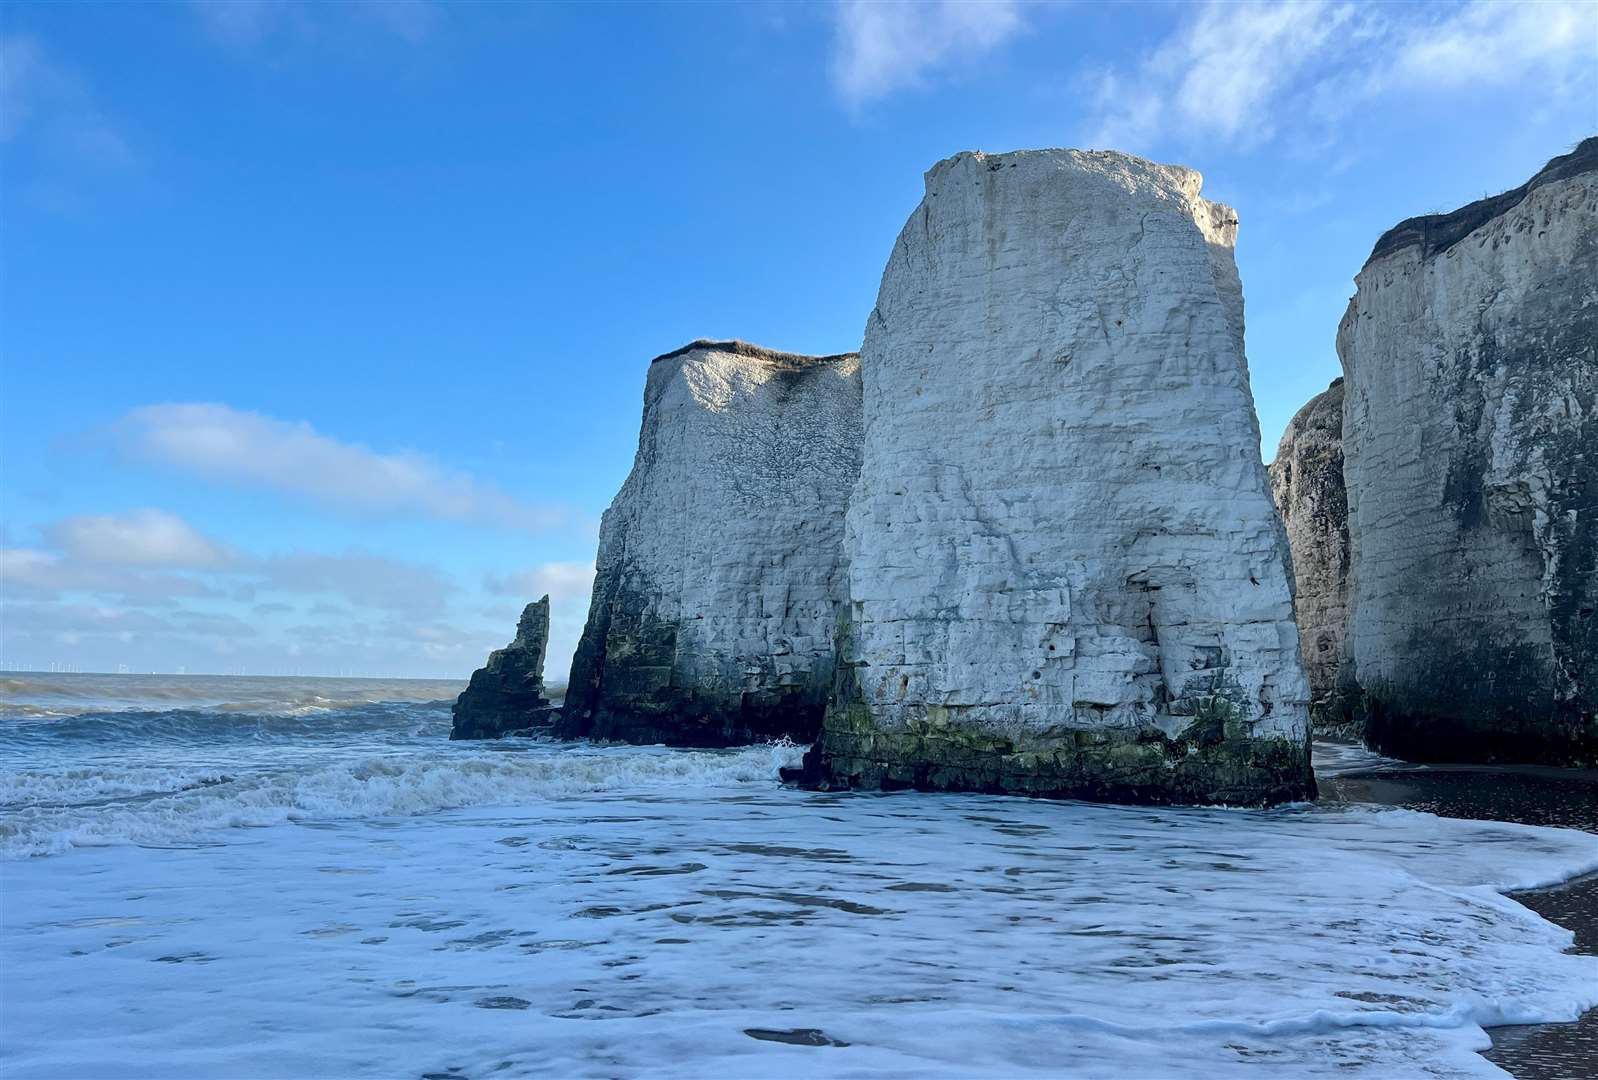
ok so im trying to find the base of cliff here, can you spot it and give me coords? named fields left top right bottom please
left=1362, top=697, right=1598, bottom=769
left=1309, top=689, right=1363, bottom=742
left=448, top=702, right=560, bottom=741
left=555, top=701, right=822, bottom=748
left=791, top=707, right=1316, bottom=807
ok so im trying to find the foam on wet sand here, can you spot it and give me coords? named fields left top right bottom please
left=4, top=747, right=1596, bottom=1078
left=5, top=682, right=1595, bottom=1078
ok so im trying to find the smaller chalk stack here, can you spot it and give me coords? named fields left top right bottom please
left=449, top=596, right=558, bottom=740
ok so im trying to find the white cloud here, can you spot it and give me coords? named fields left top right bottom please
left=1087, top=0, right=1597, bottom=153
left=188, top=1, right=288, bottom=45
left=0, top=35, right=51, bottom=141
left=188, top=0, right=437, bottom=47
left=4, top=508, right=597, bottom=676
left=254, top=549, right=458, bottom=618
left=1, top=509, right=491, bottom=674
left=1, top=546, right=223, bottom=605
left=46, top=509, right=232, bottom=567
left=0, top=34, right=133, bottom=166
left=2, top=525, right=452, bottom=618
left=483, top=560, right=596, bottom=684
left=0, top=601, right=264, bottom=664
left=358, top=0, right=437, bottom=44
left=5, top=601, right=193, bottom=640
left=111, top=403, right=566, bottom=534
left=1092, top=1, right=1352, bottom=151
left=831, top=0, right=1026, bottom=107
left=484, top=560, right=595, bottom=603
left=1394, top=0, right=1596, bottom=89
left=2, top=547, right=59, bottom=586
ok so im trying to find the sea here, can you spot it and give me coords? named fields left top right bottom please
left=2, top=671, right=1595, bottom=1079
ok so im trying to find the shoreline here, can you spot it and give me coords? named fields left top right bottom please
left=1320, top=752, right=1598, bottom=1079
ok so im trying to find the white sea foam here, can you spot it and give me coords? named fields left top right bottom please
left=3, top=678, right=1595, bottom=1077
left=0, top=741, right=805, bottom=857
left=1312, top=740, right=1406, bottom=777
left=4, top=780, right=1596, bottom=1078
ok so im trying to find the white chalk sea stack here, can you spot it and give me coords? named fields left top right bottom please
left=450, top=595, right=557, bottom=740
left=560, top=340, right=863, bottom=745
left=800, top=149, right=1314, bottom=804
left=1269, top=378, right=1354, bottom=737
left=1338, top=137, right=1596, bottom=765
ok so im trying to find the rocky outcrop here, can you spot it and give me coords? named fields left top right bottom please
left=1269, top=378, right=1355, bottom=737
left=558, top=340, right=863, bottom=746
left=450, top=596, right=557, bottom=740
left=797, top=149, right=1314, bottom=805
left=1339, top=138, right=1597, bottom=765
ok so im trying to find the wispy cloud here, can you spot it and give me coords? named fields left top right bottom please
left=188, top=0, right=438, bottom=48
left=483, top=561, right=595, bottom=603
left=1087, top=1, right=1597, bottom=153
left=2, top=546, right=224, bottom=606
left=1, top=601, right=260, bottom=653
left=0, top=34, right=134, bottom=168
left=831, top=0, right=1026, bottom=108
left=46, top=509, right=233, bottom=567
left=0, top=508, right=497, bottom=671
left=1393, top=0, right=1596, bottom=89
left=1089, top=1, right=1353, bottom=151
left=188, top=0, right=290, bottom=46
left=4, top=509, right=457, bottom=618
left=483, top=561, right=595, bottom=683
left=110, top=403, right=567, bottom=534
left=253, top=548, right=458, bottom=618
left=357, top=0, right=437, bottom=44
left=0, top=35, right=53, bottom=141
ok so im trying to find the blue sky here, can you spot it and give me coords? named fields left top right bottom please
left=2, top=0, right=1594, bottom=679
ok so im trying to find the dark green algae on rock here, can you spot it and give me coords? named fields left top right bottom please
left=553, top=340, right=862, bottom=749
left=791, top=658, right=1316, bottom=807
left=556, top=577, right=829, bottom=748
left=793, top=707, right=1315, bottom=807
left=450, top=597, right=558, bottom=741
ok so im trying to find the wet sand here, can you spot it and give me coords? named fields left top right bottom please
left=1321, top=758, right=1598, bottom=1080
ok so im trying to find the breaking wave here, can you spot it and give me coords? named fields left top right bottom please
left=0, top=740, right=806, bottom=858
left=1, top=702, right=452, bottom=745
left=1, top=672, right=805, bottom=858
left=1, top=672, right=466, bottom=718
left=3, top=676, right=1595, bottom=1078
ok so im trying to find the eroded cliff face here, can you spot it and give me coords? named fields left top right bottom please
left=1269, top=378, right=1354, bottom=737
left=799, top=149, right=1314, bottom=805
left=558, top=341, right=863, bottom=746
left=1339, top=138, right=1597, bottom=765
left=450, top=596, right=556, bottom=740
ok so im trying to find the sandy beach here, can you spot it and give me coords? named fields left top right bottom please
left=1322, top=757, right=1598, bottom=1079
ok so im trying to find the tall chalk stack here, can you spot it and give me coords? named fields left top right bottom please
left=800, top=149, right=1314, bottom=804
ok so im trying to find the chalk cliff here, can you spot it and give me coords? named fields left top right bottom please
left=1339, top=138, right=1597, bottom=764
left=450, top=596, right=557, bottom=740
left=559, top=340, right=863, bottom=746
left=799, top=149, right=1314, bottom=805
left=1269, top=378, right=1354, bottom=737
